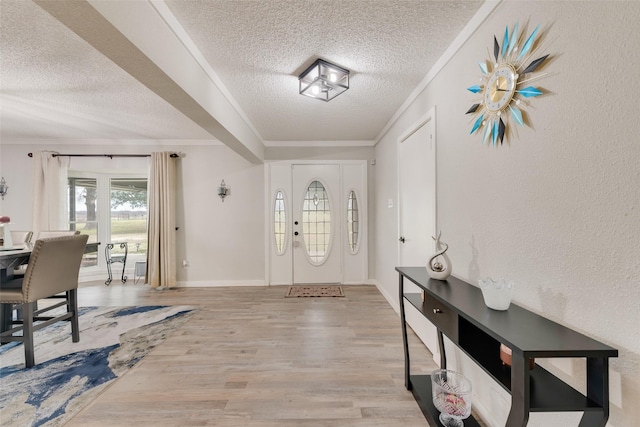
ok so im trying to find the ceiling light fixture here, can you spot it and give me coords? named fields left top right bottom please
left=298, top=59, right=349, bottom=102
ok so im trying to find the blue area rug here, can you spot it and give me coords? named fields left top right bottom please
left=0, top=305, right=194, bottom=426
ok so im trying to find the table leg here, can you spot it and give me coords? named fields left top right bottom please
left=105, top=263, right=113, bottom=285
left=399, top=274, right=411, bottom=390
left=0, top=303, right=12, bottom=337
left=69, top=289, right=80, bottom=342
left=437, top=330, right=447, bottom=369
left=105, top=243, right=114, bottom=285
left=506, top=351, right=531, bottom=427
left=120, top=242, right=128, bottom=283
left=1, top=269, right=12, bottom=335
left=578, top=357, right=609, bottom=427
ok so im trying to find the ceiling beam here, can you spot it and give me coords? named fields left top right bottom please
left=34, top=0, right=264, bottom=164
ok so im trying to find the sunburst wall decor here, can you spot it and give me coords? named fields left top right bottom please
left=466, top=21, right=552, bottom=145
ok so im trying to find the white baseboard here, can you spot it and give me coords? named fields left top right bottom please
left=269, top=281, right=368, bottom=286
left=371, top=279, right=441, bottom=363
left=471, top=397, right=496, bottom=427
left=175, top=280, right=266, bottom=288
left=269, top=281, right=292, bottom=286
left=370, top=279, right=400, bottom=315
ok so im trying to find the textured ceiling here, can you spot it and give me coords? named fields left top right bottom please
left=0, top=0, right=214, bottom=141
left=165, top=0, right=483, bottom=143
left=0, top=0, right=484, bottom=150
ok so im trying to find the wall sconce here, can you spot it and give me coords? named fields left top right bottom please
left=218, top=180, right=230, bottom=202
left=0, top=177, right=7, bottom=200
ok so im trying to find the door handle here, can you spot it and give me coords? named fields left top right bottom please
left=399, top=236, right=405, bottom=243
left=294, top=231, right=299, bottom=236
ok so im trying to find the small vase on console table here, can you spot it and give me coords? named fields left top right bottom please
left=427, top=231, right=451, bottom=280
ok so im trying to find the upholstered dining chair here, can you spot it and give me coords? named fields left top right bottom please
left=0, top=234, right=88, bottom=368
left=9, top=230, right=33, bottom=247
left=34, top=230, right=80, bottom=239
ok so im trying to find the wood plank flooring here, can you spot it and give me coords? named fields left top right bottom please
left=66, top=282, right=439, bottom=426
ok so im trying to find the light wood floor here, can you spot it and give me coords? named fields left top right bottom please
left=64, top=282, right=439, bottom=426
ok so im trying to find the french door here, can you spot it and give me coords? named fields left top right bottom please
left=67, top=173, right=147, bottom=271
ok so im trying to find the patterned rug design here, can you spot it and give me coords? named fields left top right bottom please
left=0, top=305, right=193, bottom=426
left=285, top=285, right=344, bottom=298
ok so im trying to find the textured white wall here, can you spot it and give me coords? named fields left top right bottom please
left=0, top=143, right=374, bottom=285
left=0, top=142, right=266, bottom=284
left=374, top=1, right=640, bottom=426
left=176, top=145, right=265, bottom=285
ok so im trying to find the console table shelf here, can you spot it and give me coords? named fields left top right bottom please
left=397, top=267, right=617, bottom=427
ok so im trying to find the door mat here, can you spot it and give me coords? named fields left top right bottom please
left=285, top=285, right=344, bottom=298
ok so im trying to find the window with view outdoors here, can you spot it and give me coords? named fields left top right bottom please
left=110, top=178, right=147, bottom=258
left=68, top=177, right=99, bottom=267
left=68, top=175, right=148, bottom=269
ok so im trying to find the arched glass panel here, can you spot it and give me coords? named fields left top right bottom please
left=347, top=190, right=359, bottom=253
left=302, top=180, right=331, bottom=263
left=273, top=190, right=286, bottom=255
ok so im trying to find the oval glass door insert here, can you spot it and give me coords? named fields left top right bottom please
left=302, top=180, right=331, bottom=263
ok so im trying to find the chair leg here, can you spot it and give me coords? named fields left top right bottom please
left=22, top=302, right=35, bottom=368
left=15, top=301, right=38, bottom=321
left=68, top=289, right=80, bottom=342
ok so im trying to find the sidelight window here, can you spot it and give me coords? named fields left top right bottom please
left=347, top=190, right=360, bottom=253
left=274, top=190, right=287, bottom=255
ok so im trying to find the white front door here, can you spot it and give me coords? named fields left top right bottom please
left=292, top=164, right=342, bottom=284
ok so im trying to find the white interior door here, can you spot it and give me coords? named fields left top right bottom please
left=398, top=117, right=436, bottom=266
left=292, top=164, right=341, bottom=284
left=398, top=113, right=439, bottom=361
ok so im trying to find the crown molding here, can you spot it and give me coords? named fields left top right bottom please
left=374, top=0, right=502, bottom=144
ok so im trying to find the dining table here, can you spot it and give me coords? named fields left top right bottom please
left=0, top=246, right=32, bottom=274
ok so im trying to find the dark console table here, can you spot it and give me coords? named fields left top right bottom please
left=397, top=267, right=617, bottom=427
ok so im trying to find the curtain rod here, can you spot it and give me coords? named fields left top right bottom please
left=27, top=153, right=179, bottom=158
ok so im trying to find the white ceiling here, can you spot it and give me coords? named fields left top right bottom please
left=0, top=0, right=485, bottom=159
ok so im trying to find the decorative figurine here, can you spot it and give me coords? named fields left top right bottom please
left=427, top=231, right=452, bottom=280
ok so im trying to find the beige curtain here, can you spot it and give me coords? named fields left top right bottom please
left=31, top=151, right=70, bottom=235
left=147, top=152, right=177, bottom=289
